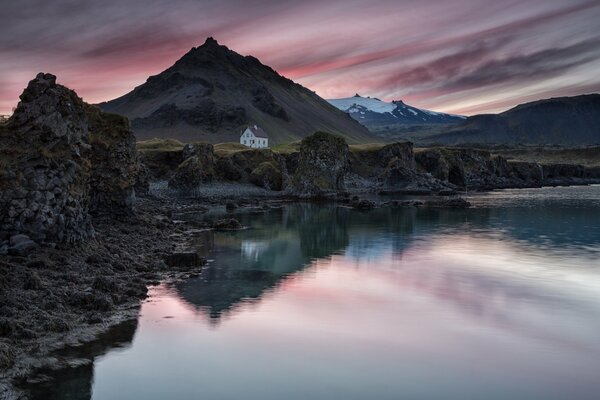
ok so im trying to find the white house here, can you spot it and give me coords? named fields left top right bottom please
left=240, top=125, right=269, bottom=148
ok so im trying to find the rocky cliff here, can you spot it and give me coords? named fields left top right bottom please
left=415, top=147, right=600, bottom=190
left=291, top=132, right=349, bottom=197
left=0, top=73, right=140, bottom=252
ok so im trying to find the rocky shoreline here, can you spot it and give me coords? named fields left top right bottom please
left=2, top=73, right=600, bottom=399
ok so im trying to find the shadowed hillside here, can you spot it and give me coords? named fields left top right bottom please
left=99, top=38, right=376, bottom=145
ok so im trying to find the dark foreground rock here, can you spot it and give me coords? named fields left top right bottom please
left=0, top=197, right=211, bottom=398
left=415, top=147, right=600, bottom=191
left=291, top=132, right=349, bottom=197
left=0, top=73, right=140, bottom=246
left=211, top=218, right=243, bottom=231
left=425, top=198, right=471, bottom=209
left=168, top=143, right=215, bottom=191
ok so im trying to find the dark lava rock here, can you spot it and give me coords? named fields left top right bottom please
left=225, top=202, right=238, bottom=211
left=249, top=161, right=284, bottom=191
left=212, top=218, right=243, bottom=231
left=164, top=252, right=203, bottom=268
left=425, top=198, right=471, bottom=209
left=216, top=148, right=288, bottom=190
left=0, top=72, right=142, bottom=244
left=0, top=342, right=16, bottom=370
left=291, top=132, right=349, bottom=197
left=87, top=105, right=140, bottom=216
left=0, top=73, right=95, bottom=244
left=169, top=143, right=215, bottom=191
left=351, top=199, right=377, bottom=210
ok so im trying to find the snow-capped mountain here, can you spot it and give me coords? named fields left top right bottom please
left=328, top=94, right=465, bottom=127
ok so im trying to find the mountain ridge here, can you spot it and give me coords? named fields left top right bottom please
left=328, top=94, right=466, bottom=127
left=99, top=38, right=376, bottom=144
left=422, top=93, right=600, bottom=146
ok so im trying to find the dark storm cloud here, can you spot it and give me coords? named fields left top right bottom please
left=1, top=0, right=599, bottom=114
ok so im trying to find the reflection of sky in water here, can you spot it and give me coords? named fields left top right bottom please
left=28, top=186, right=600, bottom=400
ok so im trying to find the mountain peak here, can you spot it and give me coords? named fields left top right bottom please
left=353, top=93, right=362, bottom=98
left=203, top=37, right=219, bottom=46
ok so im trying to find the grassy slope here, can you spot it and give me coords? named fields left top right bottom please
left=493, top=147, right=600, bottom=167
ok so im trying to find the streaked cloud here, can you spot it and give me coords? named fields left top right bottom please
left=1, top=0, right=599, bottom=115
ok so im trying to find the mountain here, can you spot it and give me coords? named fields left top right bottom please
left=328, top=94, right=465, bottom=127
left=422, top=94, right=600, bottom=146
left=98, top=38, right=375, bottom=144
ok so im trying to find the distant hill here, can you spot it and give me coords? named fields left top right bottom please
left=422, top=94, right=600, bottom=146
left=328, top=94, right=465, bottom=127
left=98, top=38, right=375, bottom=144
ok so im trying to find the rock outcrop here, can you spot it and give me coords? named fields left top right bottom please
left=169, top=143, right=215, bottom=190
left=87, top=105, right=139, bottom=215
left=415, top=147, right=600, bottom=190
left=216, top=148, right=288, bottom=190
left=0, top=73, right=140, bottom=247
left=291, top=132, right=349, bottom=197
left=0, top=73, right=95, bottom=245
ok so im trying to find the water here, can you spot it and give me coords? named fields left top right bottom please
left=27, top=186, right=600, bottom=400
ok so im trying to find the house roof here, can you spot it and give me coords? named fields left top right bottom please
left=243, top=125, right=268, bottom=138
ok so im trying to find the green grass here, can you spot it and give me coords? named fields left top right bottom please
left=137, top=138, right=185, bottom=152
left=349, top=143, right=385, bottom=153
left=271, top=141, right=301, bottom=154
left=496, top=146, right=600, bottom=167
left=213, top=142, right=250, bottom=157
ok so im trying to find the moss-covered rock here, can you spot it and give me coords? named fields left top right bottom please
left=0, top=73, right=95, bottom=244
left=250, top=161, right=284, bottom=190
left=291, top=132, right=349, bottom=197
left=87, top=105, right=140, bottom=215
left=215, top=148, right=288, bottom=189
left=0, top=73, right=142, bottom=244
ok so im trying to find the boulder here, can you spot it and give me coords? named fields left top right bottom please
left=169, top=144, right=215, bottom=191
left=291, top=132, right=349, bottom=197
left=249, top=161, right=284, bottom=190
left=351, top=199, right=377, bottom=210
left=425, top=198, right=471, bottom=209
left=215, top=148, right=288, bottom=189
left=212, top=218, right=243, bottom=231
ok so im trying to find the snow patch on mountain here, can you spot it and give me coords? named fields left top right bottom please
left=327, top=94, right=466, bottom=126
left=329, top=95, right=396, bottom=114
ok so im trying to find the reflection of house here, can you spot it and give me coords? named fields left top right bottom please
left=241, top=240, right=269, bottom=261
left=240, top=125, right=269, bottom=148
left=0, top=115, right=10, bottom=124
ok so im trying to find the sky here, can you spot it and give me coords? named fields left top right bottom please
left=1, top=0, right=599, bottom=116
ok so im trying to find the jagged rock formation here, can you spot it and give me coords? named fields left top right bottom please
left=291, top=132, right=349, bottom=197
left=415, top=148, right=600, bottom=190
left=86, top=105, right=139, bottom=215
left=249, top=161, right=284, bottom=191
left=0, top=73, right=140, bottom=249
left=347, top=142, right=450, bottom=193
left=99, top=38, right=375, bottom=144
left=0, top=73, right=95, bottom=246
left=215, top=147, right=288, bottom=188
left=169, top=143, right=215, bottom=190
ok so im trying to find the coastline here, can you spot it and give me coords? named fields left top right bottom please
left=3, top=181, right=600, bottom=399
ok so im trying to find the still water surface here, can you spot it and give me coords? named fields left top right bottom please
left=29, top=186, right=600, bottom=399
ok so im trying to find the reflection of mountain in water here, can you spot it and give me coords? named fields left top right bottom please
left=176, top=196, right=599, bottom=323
left=175, top=204, right=496, bottom=322
left=176, top=205, right=352, bottom=321
left=25, top=319, right=138, bottom=400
